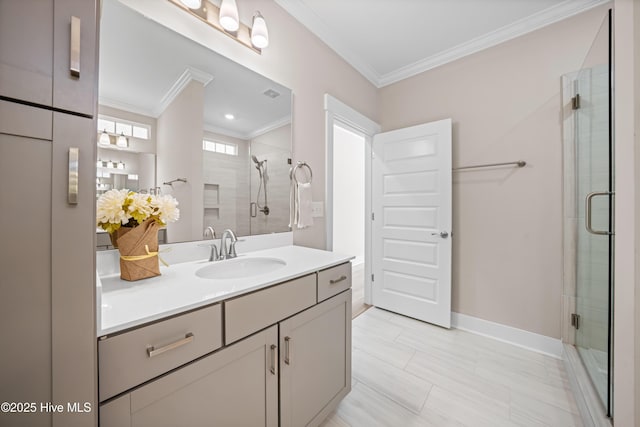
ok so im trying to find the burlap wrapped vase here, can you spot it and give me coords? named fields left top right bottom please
left=109, top=225, right=132, bottom=248
left=113, top=219, right=161, bottom=281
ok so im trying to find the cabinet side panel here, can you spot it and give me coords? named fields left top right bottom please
left=0, top=133, right=52, bottom=427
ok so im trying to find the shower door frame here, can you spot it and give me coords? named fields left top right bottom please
left=562, top=9, right=614, bottom=417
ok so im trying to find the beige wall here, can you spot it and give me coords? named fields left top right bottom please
left=157, top=80, right=205, bottom=243
left=378, top=6, right=610, bottom=339
left=613, top=0, right=638, bottom=425
left=120, top=0, right=379, bottom=250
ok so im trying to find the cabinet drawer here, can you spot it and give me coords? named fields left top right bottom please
left=317, top=262, right=352, bottom=302
left=225, top=274, right=316, bottom=344
left=98, top=303, right=222, bottom=401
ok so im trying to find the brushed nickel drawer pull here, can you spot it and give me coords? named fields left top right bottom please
left=147, top=333, right=194, bottom=358
left=68, top=147, right=79, bottom=204
left=284, top=336, right=291, bottom=365
left=70, top=16, right=81, bottom=77
left=329, top=275, right=347, bottom=285
left=270, top=344, right=277, bottom=375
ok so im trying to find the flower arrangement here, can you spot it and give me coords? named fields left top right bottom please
left=97, top=189, right=180, bottom=233
left=97, top=189, right=179, bottom=281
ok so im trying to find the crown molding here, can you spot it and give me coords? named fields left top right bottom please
left=154, top=66, right=214, bottom=117
left=247, top=116, right=292, bottom=139
left=100, top=66, right=214, bottom=119
left=203, top=123, right=248, bottom=140
left=98, top=96, right=156, bottom=118
left=276, top=0, right=610, bottom=88
left=204, top=115, right=291, bottom=141
left=378, top=0, right=611, bottom=87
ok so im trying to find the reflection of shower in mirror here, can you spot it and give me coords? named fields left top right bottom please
left=251, top=155, right=270, bottom=216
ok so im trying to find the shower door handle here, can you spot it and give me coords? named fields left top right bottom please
left=250, top=202, right=257, bottom=217
left=585, top=191, right=614, bottom=236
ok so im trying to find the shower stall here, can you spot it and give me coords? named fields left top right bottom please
left=562, top=11, right=613, bottom=418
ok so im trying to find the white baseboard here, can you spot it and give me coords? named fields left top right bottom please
left=451, top=312, right=563, bottom=359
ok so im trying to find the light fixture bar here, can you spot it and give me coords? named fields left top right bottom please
left=168, top=0, right=263, bottom=54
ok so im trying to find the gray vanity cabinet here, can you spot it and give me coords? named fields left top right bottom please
left=0, top=1, right=99, bottom=426
left=280, top=289, right=352, bottom=427
left=98, top=263, right=353, bottom=427
left=0, top=0, right=97, bottom=116
left=100, top=325, right=279, bottom=427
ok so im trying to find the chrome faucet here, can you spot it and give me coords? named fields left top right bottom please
left=203, top=226, right=219, bottom=262
left=220, top=229, right=238, bottom=260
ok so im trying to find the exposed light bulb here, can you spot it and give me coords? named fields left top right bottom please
left=116, top=132, right=128, bottom=148
left=219, top=0, right=239, bottom=32
left=99, top=130, right=111, bottom=146
left=251, top=11, right=269, bottom=49
left=179, top=0, right=201, bottom=9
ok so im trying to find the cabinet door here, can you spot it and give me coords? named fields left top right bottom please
left=53, top=0, right=98, bottom=115
left=280, top=289, right=352, bottom=427
left=0, top=128, right=52, bottom=427
left=51, top=113, right=97, bottom=427
left=0, top=0, right=54, bottom=106
left=100, top=325, right=279, bottom=427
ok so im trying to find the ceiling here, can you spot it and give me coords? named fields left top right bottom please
left=99, top=0, right=291, bottom=139
left=274, top=0, right=609, bottom=88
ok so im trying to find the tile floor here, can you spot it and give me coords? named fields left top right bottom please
left=321, top=307, right=583, bottom=427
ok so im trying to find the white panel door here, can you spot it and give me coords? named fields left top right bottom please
left=372, top=119, right=452, bottom=328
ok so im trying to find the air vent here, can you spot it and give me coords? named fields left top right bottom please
left=263, top=89, right=280, bottom=98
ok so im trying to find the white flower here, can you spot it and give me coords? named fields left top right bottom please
left=96, top=189, right=131, bottom=226
left=151, top=194, right=180, bottom=225
left=127, top=192, right=154, bottom=222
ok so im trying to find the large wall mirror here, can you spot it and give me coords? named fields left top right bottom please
left=97, top=0, right=292, bottom=247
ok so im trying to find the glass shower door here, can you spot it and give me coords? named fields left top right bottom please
left=569, top=12, right=613, bottom=415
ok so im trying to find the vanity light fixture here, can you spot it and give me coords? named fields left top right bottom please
left=219, top=0, right=239, bottom=32
left=169, top=0, right=269, bottom=54
left=99, top=129, right=111, bottom=146
left=116, top=132, right=128, bottom=148
left=179, top=0, right=201, bottom=9
left=251, top=11, right=269, bottom=49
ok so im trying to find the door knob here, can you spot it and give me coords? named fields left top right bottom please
left=431, top=231, right=449, bottom=239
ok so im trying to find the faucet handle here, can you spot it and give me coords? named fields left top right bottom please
left=209, top=243, right=219, bottom=262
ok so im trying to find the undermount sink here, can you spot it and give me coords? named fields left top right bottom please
left=196, top=257, right=287, bottom=280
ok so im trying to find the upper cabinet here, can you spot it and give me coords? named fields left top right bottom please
left=0, top=0, right=54, bottom=106
left=53, top=0, right=98, bottom=115
left=0, top=0, right=97, bottom=116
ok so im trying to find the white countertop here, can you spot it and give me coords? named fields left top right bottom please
left=98, top=245, right=353, bottom=336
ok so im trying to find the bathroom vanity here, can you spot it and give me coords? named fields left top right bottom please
left=97, top=245, right=352, bottom=427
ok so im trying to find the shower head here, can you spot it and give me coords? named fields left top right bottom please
left=251, top=155, right=260, bottom=165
